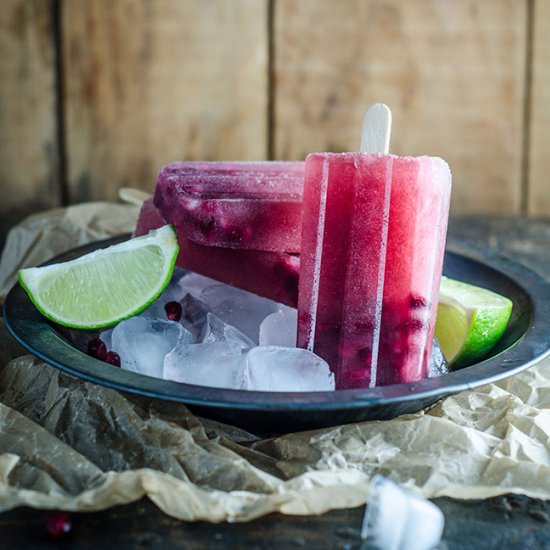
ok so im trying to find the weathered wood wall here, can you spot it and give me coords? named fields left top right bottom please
left=63, top=0, right=268, bottom=202
left=528, top=0, right=550, bottom=215
left=0, top=0, right=548, bottom=230
left=0, top=0, right=60, bottom=239
left=274, top=0, right=527, bottom=215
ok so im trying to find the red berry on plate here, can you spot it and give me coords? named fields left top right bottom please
left=165, top=301, right=182, bottom=322
left=105, top=351, right=121, bottom=367
left=87, top=337, right=107, bottom=361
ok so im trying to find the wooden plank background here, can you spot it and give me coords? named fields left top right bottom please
left=0, top=0, right=60, bottom=240
left=63, top=0, right=268, bottom=202
left=0, top=0, right=548, bottom=234
left=528, top=0, right=550, bottom=216
left=274, top=0, right=526, bottom=215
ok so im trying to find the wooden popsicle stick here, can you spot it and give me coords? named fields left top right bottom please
left=118, top=187, right=152, bottom=207
left=360, top=103, right=392, bottom=154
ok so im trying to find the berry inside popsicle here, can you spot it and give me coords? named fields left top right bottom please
left=135, top=104, right=452, bottom=389
left=297, top=153, right=451, bottom=389
left=154, top=161, right=304, bottom=253
left=135, top=198, right=299, bottom=307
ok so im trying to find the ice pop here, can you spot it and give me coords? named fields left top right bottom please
left=377, top=157, right=451, bottom=386
left=135, top=198, right=299, bottom=307
left=134, top=196, right=167, bottom=237
left=178, top=237, right=299, bottom=307
left=154, top=161, right=304, bottom=252
left=297, top=153, right=451, bottom=389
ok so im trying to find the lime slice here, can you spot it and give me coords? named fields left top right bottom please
left=18, top=225, right=179, bottom=329
left=435, top=276, right=513, bottom=368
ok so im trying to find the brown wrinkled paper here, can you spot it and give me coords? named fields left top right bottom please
left=1, top=203, right=550, bottom=522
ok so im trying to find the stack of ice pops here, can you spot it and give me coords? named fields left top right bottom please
left=136, top=104, right=452, bottom=389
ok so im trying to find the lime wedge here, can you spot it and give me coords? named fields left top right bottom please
left=18, top=225, right=179, bottom=329
left=435, top=276, right=513, bottom=368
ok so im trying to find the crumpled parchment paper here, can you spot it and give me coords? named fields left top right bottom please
left=1, top=203, right=550, bottom=522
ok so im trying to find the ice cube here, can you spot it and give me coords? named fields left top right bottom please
left=99, top=328, right=113, bottom=350
left=178, top=293, right=211, bottom=337
left=171, top=267, right=188, bottom=283
left=200, top=284, right=281, bottom=342
left=429, top=338, right=449, bottom=378
left=243, top=346, right=335, bottom=392
left=164, top=342, right=245, bottom=389
left=111, top=317, right=193, bottom=378
left=176, top=293, right=254, bottom=347
left=201, top=312, right=255, bottom=348
left=177, top=271, right=219, bottom=299
left=361, top=475, right=444, bottom=550
left=259, top=307, right=298, bottom=347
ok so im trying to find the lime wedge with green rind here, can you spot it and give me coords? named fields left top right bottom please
left=436, top=276, right=513, bottom=368
left=18, top=225, right=179, bottom=330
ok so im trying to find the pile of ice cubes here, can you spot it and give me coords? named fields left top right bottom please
left=99, top=269, right=335, bottom=392
left=98, top=269, right=448, bottom=392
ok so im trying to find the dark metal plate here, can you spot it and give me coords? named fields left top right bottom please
left=4, top=236, right=550, bottom=433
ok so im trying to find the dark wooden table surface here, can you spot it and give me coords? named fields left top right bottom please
left=3, top=495, right=550, bottom=549
left=3, top=216, right=550, bottom=549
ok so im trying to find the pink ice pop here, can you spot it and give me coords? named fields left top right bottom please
left=376, top=157, right=451, bottom=386
left=134, top=196, right=167, bottom=237
left=154, top=161, right=304, bottom=252
left=135, top=198, right=299, bottom=307
left=177, top=236, right=299, bottom=307
left=297, top=153, right=451, bottom=389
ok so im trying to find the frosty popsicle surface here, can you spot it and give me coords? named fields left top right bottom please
left=297, top=153, right=393, bottom=389
left=134, top=197, right=166, bottom=237
left=297, top=153, right=451, bottom=389
left=376, top=156, right=451, bottom=386
left=135, top=198, right=299, bottom=307
left=154, top=161, right=304, bottom=252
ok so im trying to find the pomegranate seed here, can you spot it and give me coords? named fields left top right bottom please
left=105, top=351, right=121, bottom=367
left=409, top=294, right=428, bottom=309
left=199, top=218, right=216, bottom=237
left=87, top=337, right=107, bottom=361
left=165, top=301, right=182, bottom=322
left=220, top=223, right=243, bottom=242
left=46, top=511, right=72, bottom=538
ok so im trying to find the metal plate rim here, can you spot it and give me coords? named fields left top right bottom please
left=4, top=235, right=550, bottom=413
